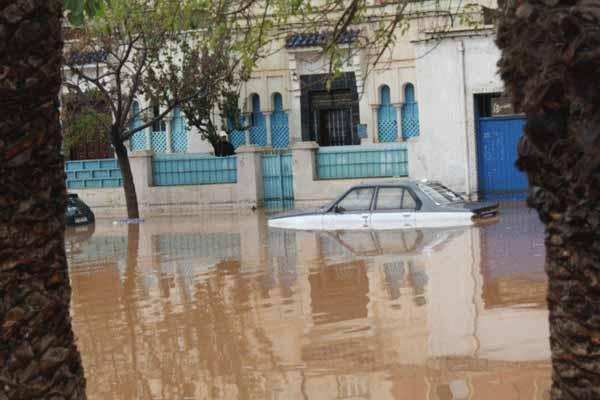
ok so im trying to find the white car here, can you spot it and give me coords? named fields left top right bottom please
left=268, top=180, right=499, bottom=230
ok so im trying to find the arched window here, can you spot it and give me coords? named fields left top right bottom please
left=249, top=94, right=267, bottom=147
left=377, top=85, right=398, bottom=142
left=270, top=93, right=289, bottom=148
left=170, top=107, right=188, bottom=153
left=129, top=101, right=147, bottom=151
left=401, top=84, right=420, bottom=139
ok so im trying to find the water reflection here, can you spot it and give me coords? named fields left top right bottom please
left=67, top=207, right=550, bottom=399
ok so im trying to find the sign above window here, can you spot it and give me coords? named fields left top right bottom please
left=491, top=96, right=516, bottom=116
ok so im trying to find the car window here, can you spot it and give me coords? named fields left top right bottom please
left=375, top=187, right=403, bottom=210
left=336, top=188, right=374, bottom=212
left=375, top=187, right=418, bottom=211
left=418, top=182, right=463, bottom=205
left=402, top=190, right=418, bottom=210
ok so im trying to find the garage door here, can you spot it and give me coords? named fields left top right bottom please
left=476, top=116, right=528, bottom=201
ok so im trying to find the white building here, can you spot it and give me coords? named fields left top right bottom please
left=139, top=4, right=524, bottom=200
left=66, top=1, right=528, bottom=210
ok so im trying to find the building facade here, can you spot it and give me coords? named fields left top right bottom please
left=130, top=10, right=524, bottom=200
left=68, top=1, right=528, bottom=202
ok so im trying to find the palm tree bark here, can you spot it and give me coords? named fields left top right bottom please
left=497, top=1, right=600, bottom=398
left=0, top=1, right=86, bottom=399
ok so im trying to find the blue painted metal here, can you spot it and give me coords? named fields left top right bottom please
left=153, top=153, right=237, bottom=186
left=250, top=95, right=267, bottom=147
left=271, top=93, right=289, bottom=148
left=285, top=30, right=359, bottom=48
left=401, top=84, right=420, bottom=139
left=130, top=101, right=147, bottom=151
left=357, top=124, right=367, bottom=138
left=377, top=85, right=398, bottom=142
left=477, top=115, right=528, bottom=200
left=262, top=151, right=294, bottom=209
left=170, top=107, right=188, bottom=153
left=65, top=158, right=122, bottom=189
left=316, top=144, right=408, bottom=180
left=227, top=116, right=247, bottom=149
left=151, top=130, right=167, bottom=153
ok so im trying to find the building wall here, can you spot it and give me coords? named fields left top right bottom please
left=414, top=32, right=502, bottom=196
left=107, top=25, right=503, bottom=200
left=67, top=19, right=503, bottom=198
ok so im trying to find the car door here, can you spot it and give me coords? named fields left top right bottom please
left=322, top=187, right=375, bottom=230
left=370, top=186, right=418, bottom=229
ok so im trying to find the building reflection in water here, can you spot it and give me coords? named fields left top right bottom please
left=67, top=208, right=550, bottom=400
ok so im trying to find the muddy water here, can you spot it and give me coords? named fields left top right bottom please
left=66, top=206, right=550, bottom=400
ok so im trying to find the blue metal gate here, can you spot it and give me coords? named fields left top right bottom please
left=477, top=116, right=528, bottom=200
left=262, top=151, right=294, bottom=210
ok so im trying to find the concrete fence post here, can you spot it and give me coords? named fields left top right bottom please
left=235, top=145, right=264, bottom=209
left=290, top=141, right=319, bottom=205
left=129, top=150, right=154, bottom=206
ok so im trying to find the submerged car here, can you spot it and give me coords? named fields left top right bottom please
left=65, top=193, right=95, bottom=226
left=268, top=180, right=498, bottom=230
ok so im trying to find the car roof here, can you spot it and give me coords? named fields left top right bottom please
left=349, top=179, right=435, bottom=189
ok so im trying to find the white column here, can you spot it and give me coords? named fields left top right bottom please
left=145, top=127, right=151, bottom=151
left=394, top=103, right=404, bottom=142
left=243, top=112, right=251, bottom=145
left=164, top=115, right=172, bottom=153
left=287, top=53, right=302, bottom=144
left=371, top=105, right=379, bottom=143
left=264, top=111, right=273, bottom=147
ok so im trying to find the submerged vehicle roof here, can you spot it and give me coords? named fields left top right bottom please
left=347, top=179, right=439, bottom=188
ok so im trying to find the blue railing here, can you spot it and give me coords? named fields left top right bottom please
left=152, top=153, right=237, bottom=186
left=316, top=144, right=408, bottom=180
left=65, top=158, right=122, bottom=189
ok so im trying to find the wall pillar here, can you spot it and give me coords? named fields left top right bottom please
left=264, top=111, right=273, bottom=147
left=128, top=150, right=154, bottom=209
left=235, top=145, right=264, bottom=208
left=394, top=102, right=404, bottom=142
left=164, top=115, right=173, bottom=153
left=371, top=105, right=379, bottom=143
left=287, top=52, right=303, bottom=144
left=289, top=93, right=302, bottom=144
left=145, top=128, right=151, bottom=151
left=290, top=141, right=318, bottom=204
left=242, top=112, right=251, bottom=145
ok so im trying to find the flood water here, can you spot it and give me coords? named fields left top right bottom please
left=66, top=205, right=550, bottom=400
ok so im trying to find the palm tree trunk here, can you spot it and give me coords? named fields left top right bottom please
left=114, top=141, right=140, bottom=219
left=0, top=1, right=86, bottom=399
left=497, top=1, right=600, bottom=398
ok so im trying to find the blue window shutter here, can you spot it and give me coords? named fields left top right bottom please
left=130, top=101, right=147, bottom=151
left=250, top=94, right=267, bottom=147
left=271, top=93, right=289, bottom=148
left=401, top=84, right=420, bottom=139
left=377, top=85, right=398, bottom=143
left=170, top=107, right=188, bottom=153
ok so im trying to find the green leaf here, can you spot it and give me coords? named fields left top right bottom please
left=64, top=0, right=104, bottom=25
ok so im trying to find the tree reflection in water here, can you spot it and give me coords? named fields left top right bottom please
left=68, top=209, right=550, bottom=399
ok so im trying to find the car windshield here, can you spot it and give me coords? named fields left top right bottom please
left=418, top=182, right=464, bottom=205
